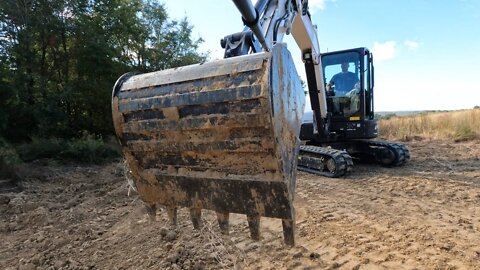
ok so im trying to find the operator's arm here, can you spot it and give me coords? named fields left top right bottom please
left=329, top=73, right=339, bottom=86
left=326, top=74, right=336, bottom=96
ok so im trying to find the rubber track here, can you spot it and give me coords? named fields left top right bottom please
left=360, top=140, right=410, bottom=166
left=297, top=145, right=353, bottom=178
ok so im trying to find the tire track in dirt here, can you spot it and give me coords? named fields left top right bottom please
left=293, top=166, right=480, bottom=269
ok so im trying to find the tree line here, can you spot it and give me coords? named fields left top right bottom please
left=0, top=0, right=207, bottom=142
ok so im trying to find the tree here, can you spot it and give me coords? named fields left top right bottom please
left=0, top=0, right=207, bottom=141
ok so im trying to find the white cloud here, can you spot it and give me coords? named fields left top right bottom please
left=309, top=0, right=326, bottom=11
left=404, top=40, right=419, bottom=50
left=372, top=41, right=397, bottom=61
left=308, top=0, right=336, bottom=13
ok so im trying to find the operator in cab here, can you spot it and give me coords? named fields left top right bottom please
left=327, top=62, right=359, bottom=96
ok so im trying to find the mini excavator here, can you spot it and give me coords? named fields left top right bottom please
left=298, top=47, right=410, bottom=177
left=112, top=0, right=409, bottom=246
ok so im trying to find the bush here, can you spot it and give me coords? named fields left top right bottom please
left=0, top=137, right=22, bottom=166
left=63, top=133, right=120, bottom=163
left=16, top=133, right=120, bottom=164
left=454, top=125, right=477, bottom=142
left=16, top=137, right=67, bottom=162
left=0, top=137, right=21, bottom=180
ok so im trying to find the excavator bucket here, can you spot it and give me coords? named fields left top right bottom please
left=111, top=43, right=305, bottom=246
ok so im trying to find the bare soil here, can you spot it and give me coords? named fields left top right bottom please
left=1, top=140, right=480, bottom=270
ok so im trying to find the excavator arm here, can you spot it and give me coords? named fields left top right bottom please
left=229, top=1, right=355, bottom=178
left=227, top=0, right=329, bottom=135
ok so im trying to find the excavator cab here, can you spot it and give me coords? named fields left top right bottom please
left=300, top=47, right=377, bottom=142
left=322, top=47, right=377, bottom=140
left=298, top=48, right=409, bottom=177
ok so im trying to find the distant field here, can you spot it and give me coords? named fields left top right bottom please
left=378, top=109, right=480, bottom=141
left=376, top=110, right=422, bottom=117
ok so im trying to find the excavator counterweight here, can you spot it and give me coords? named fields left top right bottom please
left=112, top=44, right=305, bottom=245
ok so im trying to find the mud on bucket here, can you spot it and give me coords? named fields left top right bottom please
left=112, top=43, right=305, bottom=246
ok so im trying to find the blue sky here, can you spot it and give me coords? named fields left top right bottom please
left=164, top=0, right=480, bottom=112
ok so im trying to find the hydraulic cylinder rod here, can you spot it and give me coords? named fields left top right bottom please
left=232, top=0, right=269, bottom=51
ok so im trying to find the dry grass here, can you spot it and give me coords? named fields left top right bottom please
left=199, top=217, right=247, bottom=269
left=379, top=109, right=480, bottom=142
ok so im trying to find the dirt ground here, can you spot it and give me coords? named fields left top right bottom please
left=1, top=140, right=479, bottom=270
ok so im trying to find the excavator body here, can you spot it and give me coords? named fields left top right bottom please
left=112, top=44, right=304, bottom=245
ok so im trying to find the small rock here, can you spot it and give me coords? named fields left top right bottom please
left=289, top=261, right=302, bottom=268
left=165, top=231, right=177, bottom=242
left=36, top=235, right=45, bottom=242
left=185, top=243, right=195, bottom=250
left=330, top=262, right=340, bottom=268
left=54, top=260, right=67, bottom=268
left=193, top=261, right=206, bottom=270
left=0, top=195, right=10, bottom=205
left=30, top=254, right=42, bottom=265
left=8, top=196, right=25, bottom=208
left=171, top=264, right=181, bottom=270
left=176, top=247, right=185, bottom=256
left=183, top=259, right=192, bottom=268
left=309, top=252, right=320, bottom=260
left=19, top=263, right=36, bottom=270
left=440, top=242, right=455, bottom=251
left=160, top=227, right=169, bottom=237
left=208, top=251, right=217, bottom=259
left=245, top=243, right=259, bottom=252
left=166, top=243, right=173, bottom=251
left=167, top=254, right=180, bottom=264
left=292, top=251, right=303, bottom=259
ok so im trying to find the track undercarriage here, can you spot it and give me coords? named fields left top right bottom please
left=297, top=140, right=410, bottom=177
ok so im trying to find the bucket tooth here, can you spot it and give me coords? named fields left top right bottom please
left=247, top=214, right=261, bottom=241
left=112, top=43, right=305, bottom=244
left=166, top=206, right=178, bottom=226
left=190, top=208, right=202, bottom=229
left=145, top=204, right=157, bottom=221
left=282, top=218, right=295, bottom=247
left=216, top=212, right=230, bottom=235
